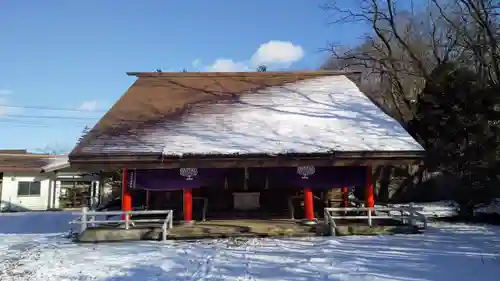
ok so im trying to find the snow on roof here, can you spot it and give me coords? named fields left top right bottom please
left=41, top=156, right=70, bottom=172
left=76, top=73, right=424, bottom=156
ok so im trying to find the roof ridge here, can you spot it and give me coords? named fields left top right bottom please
left=0, top=153, right=61, bottom=158
left=126, top=70, right=361, bottom=78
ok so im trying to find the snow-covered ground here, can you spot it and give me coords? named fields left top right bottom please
left=386, top=200, right=460, bottom=218
left=475, top=198, right=500, bottom=216
left=1, top=212, right=500, bottom=280
left=387, top=198, right=500, bottom=218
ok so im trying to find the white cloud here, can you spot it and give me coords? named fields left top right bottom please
left=78, top=100, right=99, bottom=112
left=0, top=89, right=12, bottom=96
left=207, top=59, right=251, bottom=72
left=204, top=40, right=305, bottom=72
left=192, top=59, right=202, bottom=69
left=0, top=90, right=12, bottom=115
left=0, top=98, right=8, bottom=116
left=251, top=41, right=304, bottom=67
left=0, top=99, right=23, bottom=116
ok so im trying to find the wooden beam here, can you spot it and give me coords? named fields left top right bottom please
left=70, top=150, right=424, bottom=161
left=70, top=157, right=423, bottom=170
left=69, top=150, right=424, bottom=170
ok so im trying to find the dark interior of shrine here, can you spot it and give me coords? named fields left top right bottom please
left=135, top=168, right=367, bottom=221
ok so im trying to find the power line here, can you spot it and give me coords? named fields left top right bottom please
left=0, top=114, right=97, bottom=120
left=0, top=119, right=90, bottom=127
left=0, top=104, right=107, bottom=113
left=0, top=119, right=89, bottom=124
left=0, top=120, right=52, bottom=128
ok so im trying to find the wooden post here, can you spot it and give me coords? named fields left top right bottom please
left=288, top=197, right=295, bottom=219
left=162, top=222, right=167, bottom=242
left=52, top=179, right=58, bottom=209
left=146, top=190, right=150, bottom=210
left=202, top=198, right=207, bottom=222
left=303, top=188, right=315, bottom=222
left=125, top=212, right=130, bottom=230
left=367, top=208, right=373, bottom=227
left=168, top=210, right=173, bottom=229
left=47, top=177, right=53, bottom=209
left=342, top=186, right=348, bottom=208
left=81, top=206, right=88, bottom=233
left=121, top=169, right=132, bottom=221
left=183, top=188, right=193, bottom=223
left=409, top=202, right=415, bottom=226
left=365, top=166, right=375, bottom=214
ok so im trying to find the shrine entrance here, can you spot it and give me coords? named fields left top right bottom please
left=126, top=166, right=372, bottom=223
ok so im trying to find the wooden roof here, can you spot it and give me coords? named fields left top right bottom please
left=0, top=153, right=58, bottom=173
left=0, top=149, right=27, bottom=154
left=69, top=71, right=424, bottom=169
left=72, top=71, right=358, bottom=155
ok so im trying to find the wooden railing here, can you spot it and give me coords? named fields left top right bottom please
left=323, top=204, right=428, bottom=236
left=69, top=207, right=174, bottom=241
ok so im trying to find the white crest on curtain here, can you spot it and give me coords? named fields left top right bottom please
left=296, top=166, right=315, bottom=179
left=180, top=168, right=198, bottom=180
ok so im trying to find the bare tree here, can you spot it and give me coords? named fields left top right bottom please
left=430, top=0, right=500, bottom=84
left=322, top=0, right=500, bottom=123
left=322, top=0, right=500, bottom=203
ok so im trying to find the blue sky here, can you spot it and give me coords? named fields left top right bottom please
left=0, top=0, right=367, bottom=153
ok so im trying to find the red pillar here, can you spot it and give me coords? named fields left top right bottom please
left=183, top=188, right=193, bottom=223
left=121, top=168, right=132, bottom=220
left=303, top=188, right=315, bottom=221
left=342, top=186, right=349, bottom=208
left=365, top=166, right=375, bottom=210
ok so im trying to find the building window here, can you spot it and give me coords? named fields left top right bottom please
left=17, top=181, right=41, bottom=196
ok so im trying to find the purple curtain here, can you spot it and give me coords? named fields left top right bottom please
left=269, top=166, right=366, bottom=189
left=130, top=168, right=231, bottom=191
left=130, top=166, right=367, bottom=191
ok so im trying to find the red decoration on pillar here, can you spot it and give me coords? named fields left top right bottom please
left=121, top=168, right=132, bottom=220
left=342, top=186, right=348, bottom=208
left=365, top=166, right=375, bottom=212
left=183, top=188, right=193, bottom=222
left=303, top=188, right=315, bottom=221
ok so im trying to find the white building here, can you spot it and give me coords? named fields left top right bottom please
left=0, top=150, right=108, bottom=212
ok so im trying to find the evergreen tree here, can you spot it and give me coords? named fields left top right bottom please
left=256, top=65, right=267, bottom=72
left=410, top=62, right=500, bottom=205
left=78, top=125, right=91, bottom=144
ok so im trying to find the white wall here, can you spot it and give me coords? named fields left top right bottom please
left=0, top=172, right=52, bottom=211
left=0, top=172, right=101, bottom=211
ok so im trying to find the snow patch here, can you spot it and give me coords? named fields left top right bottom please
left=377, top=201, right=460, bottom=218
left=474, top=198, right=500, bottom=216
left=396, top=201, right=460, bottom=218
